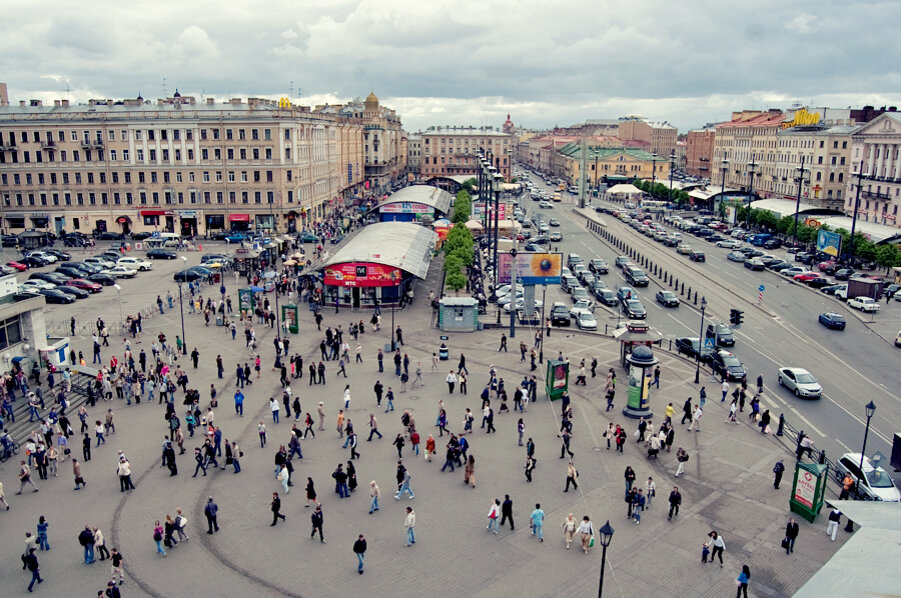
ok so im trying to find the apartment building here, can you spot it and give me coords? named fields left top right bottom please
left=685, top=129, right=715, bottom=178
left=0, top=91, right=397, bottom=236
left=618, top=119, right=678, bottom=158
left=420, top=126, right=512, bottom=181
left=406, top=134, right=421, bottom=176
left=774, top=120, right=854, bottom=210
left=713, top=110, right=785, bottom=197
left=555, top=143, right=670, bottom=186
left=846, top=111, right=901, bottom=228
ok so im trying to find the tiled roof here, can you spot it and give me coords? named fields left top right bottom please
left=557, top=143, right=657, bottom=161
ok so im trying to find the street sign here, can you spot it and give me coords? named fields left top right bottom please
left=758, top=285, right=766, bottom=292
left=703, top=337, right=716, bottom=350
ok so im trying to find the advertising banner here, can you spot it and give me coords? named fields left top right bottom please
left=626, top=363, right=650, bottom=411
left=323, top=262, right=403, bottom=287
left=379, top=202, right=432, bottom=214
left=544, top=360, right=569, bottom=401
left=471, top=202, right=508, bottom=220
left=281, top=304, right=299, bottom=334
left=498, top=252, right=562, bottom=285
left=816, top=229, right=842, bottom=257
left=238, top=288, right=254, bottom=313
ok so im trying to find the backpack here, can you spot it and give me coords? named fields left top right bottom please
left=153, top=529, right=162, bottom=542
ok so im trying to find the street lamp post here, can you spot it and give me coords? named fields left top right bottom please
left=509, top=246, right=517, bottom=338
left=745, top=157, right=758, bottom=231
left=846, top=170, right=868, bottom=266
left=857, top=401, right=876, bottom=496
left=539, top=284, right=546, bottom=364
left=597, top=520, right=614, bottom=598
left=694, top=296, right=707, bottom=384
left=792, top=156, right=809, bottom=246
left=492, top=171, right=502, bottom=324
left=651, top=153, right=658, bottom=187
left=113, top=283, right=123, bottom=328
left=668, top=150, right=676, bottom=208
left=177, top=256, right=187, bottom=355
left=719, top=158, right=729, bottom=216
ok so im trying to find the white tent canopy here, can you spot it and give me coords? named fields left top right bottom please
left=605, top=184, right=642, bottom=198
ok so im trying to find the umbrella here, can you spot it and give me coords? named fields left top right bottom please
left=205, top=262, right=222, bottom=268
left=262, top=271, right=277, bottom=279
left=284, top=259, right=298, bottom=266
left=249, top=286, right=264, bottom=292
left=291, top=252, right=304, bottom=259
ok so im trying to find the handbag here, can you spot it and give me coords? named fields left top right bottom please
left=589, top=535, right=596, bottom=548
left=781, top=537, right=789, bottom=549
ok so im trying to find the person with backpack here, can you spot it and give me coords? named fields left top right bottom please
left=22, top=547, right=43, bottom=591
left=675, top=448, right=689, bottom=477
left=152, top=521, right=166, bottom=556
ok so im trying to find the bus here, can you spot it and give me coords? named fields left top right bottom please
left=639, top=199, right=668, bottom=212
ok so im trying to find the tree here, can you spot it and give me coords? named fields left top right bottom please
left=876, top=243, right=901, bottom=270
left=453, top=190, right=471, bottom=224
left=776, top=215, right=794, bottom=235
left=461, top=178, right=477, bottom=195
left=445, top=270, right=466, bottom=293
left=443, top=254, right=463, bottom=274
left=757, top=210, right=778, bottom=231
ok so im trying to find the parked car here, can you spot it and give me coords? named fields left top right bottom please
left=848, top=297, right=879, bottom=312
left=147, top=248, right=178, bottom=260
left=173, top=269, right=203, bottom=283
left=575, top=311, right=597, bottom=330
left=39, top=288, right=77, bottom=304
left=743, top=258, right=765, bottom=271
left=782, top=267, right=811, bottom=278
left=655, top=290, right=680, bottom=307
left=20, top=280, right=56, bottom=291
left=834, top=268, right=855, bottom=281
left=58, top=284, right=89, bottom=299
left=131, top=232, right=153, bottom=241
left=101, top=265, right=138, bottom=278
left=706, top=323, right=735, bottom=347
left=727, top=251, right=747, bottom=262
left=550, top=302, right=571, bottom=327
left=716, top=239, right=742, bottom=249
left=95, top=231, right=125, bottom=241
left=45, top=249, right=71, bottom=261
left=712, top=350, right=747, bottom=381
left=117, top=257, right=153, bottom=271
left=674, top=337, right=713, bottom=362
left=624, top=267, right=649, bottom=287
left=820, top=284, right=844, bottom=296
left=835, top=453, right=901, bottom=502
left=777, top=367, right=822, bottom=398
left=6, top=261, right=28, bottom=271
left=588, top=259, right=609, bottom=274
left=689, top=250, right=706, bottom=262
left=596, top=289, right=618, bottom=306
left=65, top=278, right=103, bottom=293
left=87, top=273, right=117, bottom=286
left=806, top=276, right=833, bottom=288
left=676, top=244, right=693, bottom=255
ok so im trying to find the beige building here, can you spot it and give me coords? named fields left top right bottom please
left=618, top=119, right=678, bottom=158
left=846, top=112, right=901, bottom=228
left=774, top=121, right=854, bottom=210
left=0, top=91, right=401, bottom=235
left=420, top=126, right=512, bottom=181
left=713, top=110, right=785, bottom=197
left=555, top=143, right=670, bottom=187
left=406, top=134, right=421, bottom=176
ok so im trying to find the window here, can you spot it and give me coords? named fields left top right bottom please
left=173, top=130, right=180, bottom=141
left=0, top=315, right=23, bottom=350
left=229, top=191, right=236, bottom=203
left=176, top=172, right=182, bottom=183
left=136, top=150, right=144, bottom=162
left=226, top=129, right=233, bottom=140
left=214, top=148, right=221, bottom=160
left=253, top=148, right=260, bottom=160
left=284, top=129, right=291, bottom=140
left=227, top=148, right=234, bottom=160
left=254, top=171, right=260, bottom=182
left=138, top=172, right=145, bottom=184
left=162, top=149, right=169, bottom=161
left=124, top=172, right=131, bottom=184
left=285, top=148, right=291, bottom=160
left=840, top=157, right=845, bottom=166
left=148, top=130, right=155, bottom=141
left=189, top=172, right=195, bottom=183
left=175, top=149, right=181, bottom=161
left=200, top=129, right=207, bottom=140
left=240, top=149, right=247, bottom=160
left=251, top=129, right=259, bottom=140
left=122, top=150, right=129, bottom=161
left=74, top=173, right=81, bottom=184
left=71, top=130, right=78, bottom=141
left=239, top=129, right=246, bottom=140
left=254, top=191, right=262, bottom=203
left=121, top=130, right=128, bottom=141
left=241, top=171, right=248, bottom=182
left=110, top=150, right=117, bottom=161
left=215, top=171, right=222, bottom=182
left=186, top=130, right=193, bottom=141
left=842, top=141, right=847, bottom=149
left=201, top=148, right=209, bottom=160
left=265, top=148, right=272, bottom=160
left=151, top=172, right=158, bottom=183
left=216, top=191, right=223, bottom=204
left=212, top=129, right=220, bottom=140
left=135, top=130, right=142, bottom=141
left=241, top=191, right=248, bottom=203
left=202, top=172, right=210, bottom=182
left=187, top=149, right=193, bottom=160
left=149, top=149, right=156, bottom=162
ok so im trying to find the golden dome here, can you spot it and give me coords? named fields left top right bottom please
left=365, top=91, right=379, bottom=109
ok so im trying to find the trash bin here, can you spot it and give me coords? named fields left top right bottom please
left=439, top=343, right=449, bottom=361
left=216, top=316, right=223, bottom=326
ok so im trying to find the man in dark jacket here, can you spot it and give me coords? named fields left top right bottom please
left=204, top=496, right=219, bottom=533
left=23, top=548, right=43, bottom=591
left=784, top=517, right=799, bottom=554
left=773, top=460, right=785, bottom=489
left=668, top=486, right=682, bottom=520
left=270, top=492, right=286, bottom=526
left=310, top=505, right=325, bottom=542
left=353, top=534, right=367, bottom=574
left=500, top=495, right=515, bottom=530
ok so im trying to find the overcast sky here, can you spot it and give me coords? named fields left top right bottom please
left=3, top=0, right=899, bottom=133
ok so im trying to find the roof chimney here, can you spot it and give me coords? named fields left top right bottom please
left=19, top=100, right=25, bottom=107
left=206, top=97, right=214, bottom=106
left=54, top=100, right=60, bottom=107
left=61, top=99, right=69, bottom=107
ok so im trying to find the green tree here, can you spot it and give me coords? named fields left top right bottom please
left=445, top=270, right=466, bottom=293
left=453, top=190, right=471, bottom=224
left=443, top=254, right=463, bottom=274
left=856, top=239, right=877, bottom=262
left=461, top=178, right=477, bottom=195
left=776, top=215, right=794, bottom=235
left=876, top=243, right=901, bottom=270
left=757, top=210, right=778, bottom=231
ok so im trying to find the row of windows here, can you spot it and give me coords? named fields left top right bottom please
left=1, top=169, right=284, bottom=186
left=0, top=145, right=296, bottom=164
left=0, top=127, right=288, bottom=147
left=2, top=189, right=291, bottom=207
left=778, top=139, right=849, bottom=149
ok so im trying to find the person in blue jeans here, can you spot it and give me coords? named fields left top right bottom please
left=78, top=526, right=95, bottom=563
left=395, top=470, right=414, bottom=499
left=234, top=390, right=244, bottom=416
left=368, top=481, right=380, bottom=514
left=353, top=534, right=367, bottom=574
left=23, top=548, right=43, bottom=591
left=384, top=389, right=395, bottom=413
left=36, top=516, right=50, bottom=550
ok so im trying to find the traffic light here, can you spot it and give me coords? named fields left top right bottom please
left=730, top=309, right=744, bottom=326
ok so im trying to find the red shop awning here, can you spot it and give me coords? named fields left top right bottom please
left=228, top=214, right=250, bottom=222
left=140, top=210, right=173, bottom=216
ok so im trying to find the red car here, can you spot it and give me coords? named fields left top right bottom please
left=6, top=261, right=27, bottom=271
left=66, top=278, right=102, bottom=293
left=817, top=260, right=837, bottom=273
left=794, top=272, right=821, bottom=282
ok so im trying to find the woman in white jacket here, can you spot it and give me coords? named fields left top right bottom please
left=486, top=499, right=500, bottom=534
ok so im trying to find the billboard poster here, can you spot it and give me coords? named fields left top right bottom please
left=498, top=253, right=562, bottom=285
left=323, top=262, right=403, bottom=287
left=816, top=229, right=842, bottom=257
left=626, top=363, right=650, bottom=411
left=379, top=202, right=432, bottom=214
left=793, top=469, right=817, bottom=508
left=281, top=304, right=299, bottom=334
left=238, top=288, right=255, bottom=313
left=471, top=202, right=508, bottom=220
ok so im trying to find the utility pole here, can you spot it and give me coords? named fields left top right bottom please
left=579, top=137, right=588, bottom=208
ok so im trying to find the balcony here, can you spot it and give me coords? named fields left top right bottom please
left=41, top=140, right=56, bottom=150
left=861, top=191, right=891, bottom=201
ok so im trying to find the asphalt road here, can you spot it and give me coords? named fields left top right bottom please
left=516, top=172, right=901, bottom=481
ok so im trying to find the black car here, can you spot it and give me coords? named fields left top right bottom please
left=56, top=266, right=87, bottom=279
left=834, top=268, right=855, bottom=281
left=675, top=337, right=713, bottom=362
left=95, top=231, right=125, bottom=241
left=743, top=259, right=765, bottom=271
left=39, top=288, right=77, bottom=304
left=707, top=234, right=726, bottom=243
left=596, top=289, right=618, bottom=306
left=58, top=284, right=89, bottom=299
left=62, top=233, right=88, bottom=247
left=131, top=232, right=152, bottom=241
left=622, top=299, right=647, bottom=319
left=147, top=248, right=178, bottom=260
left=795, top=252, right=815, bottom=265
left=87, top=273, right=117, bottom=286
left=1, top=234, right=18, bottom=247
left=706, top=323, right=735, bottom=347
left=45, top=249, right=71, bottom=261
left=173, top=269, right=203, bottom=283
left=208, top=230, right=231, bottom=241
left=806, top=276, right=833, bottom=288
left=550, top=304, right=571, bottom=327
left=768, top=260, right=793, bottom=272
left=655, top=290, right=680, bottom=307
left=625, top=267, right=649, bottom=287
left=30, top=272, right=63, bottom=284
left=712, top=350, right=747, bottom=381
left=820, top=284, right=843, bottom=296
left=818, top=312, right=847, bottom=330
left=588, top=259, right=609, bottom=274
left=20, top=256, right=48, bottom=268
left=689, top=250, right=706, bottom=262
left=695, top=229, right=715, bottom=238
left=762, top=238, right=781, bottom=249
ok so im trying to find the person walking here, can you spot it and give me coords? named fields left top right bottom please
left=109, top=548, right=125, bottom=585
left=736, top=565, right=751, bottom=598
left=310, top=505, right=325, bottom=543
left=72, top=458, right=86, bottom=490
left=624, top=466, right=636, bottom=492
left=404, top=506, right=416, bottom=546
left=773, top=460, right=785, bottom=489
left=577, top=516, right=594, bottom=554
left=36, top=515, right=50, bottom=551
left=668, top=486, right=682, bottom=520
left=708, top=531, right=725, bottom=567
left=561, top=513, right=577, bottom=549
left=23, top=548, right=43, bottom=592
left=270, top=492, right=286, bottom=526
left=368, top=480, right=380, bottom=514
left=826, top=507, right=841, bottom=541
left=500, top=495, right=514, bottom=531
left=499, top=333, right=507, bottom=352
left=524, top=456, right=536, bottom=483
left=353, top=534, right=367, bottom=574
left=675, top=448, right=689, bottom=477
left=687, top=405, right=702, bottom=431
left=78, top=525, right=95, bottom=563
left=530, top=503, right=545, bottom=542
left=463, top=455, right=476, bottom=487
left=559, top=429, right=574, bottom=459
left=486, top=499, right=500, bottom=534
left=395, top=468, right=414, bottom=499
left=446, top=370, right=456, bottom=394
left=784, top=517, right=799, bottom=554
left=153, top=521, right=167, bottom=557
left=564, top=462, right=579, bottom=492
left=204, top=497, right=219, bottom=534
left=16, top=461, right=39, bottom=494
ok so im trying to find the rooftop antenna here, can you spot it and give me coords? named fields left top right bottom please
left=65, top=82, right=71, bottom=102
left=289, top=81, right=294, bottom=100
left=162, top=77, right=168, bottom=98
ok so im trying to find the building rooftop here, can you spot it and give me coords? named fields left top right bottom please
left=319, top=222, right=438, bottom=280
left=423, top=126, right=511, bottom=137
left=373, top=185, right=454, bottom=215
left=716, top=111, right=786, bottom=129
left=557, top=143, right=658, bottom=161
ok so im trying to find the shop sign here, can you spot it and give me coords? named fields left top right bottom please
left=323, top=262, right=402, bottom=287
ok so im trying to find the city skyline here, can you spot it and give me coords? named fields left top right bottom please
left=2, top=0, right=899, bottom=132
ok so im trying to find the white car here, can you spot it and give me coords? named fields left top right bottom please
left=835, top=453, right=901, bottom=502
left=117, top=257, right=153, bottom=271
left=848, top=296, right=880, bottom=312
left=25, top=251, right=57, bottom=263
left=84, top=256, right=116, bottom=268
left=575, top=311, right=598, bottom=330
left=570, top=299, right=595, bottom=318
left=716, top=239, right=742, bottom=249
left=101, top=265, right=138, bottom=278
left=502, top=299, right=543, bottom=313
left=19, top=280, right=55, bottom=292
left=777, top=367, right=822, bottom=398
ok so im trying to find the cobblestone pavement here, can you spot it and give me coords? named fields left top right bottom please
left=0, top=262, right=847, bottom=597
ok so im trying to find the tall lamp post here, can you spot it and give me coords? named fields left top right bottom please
left=651, top=153, right=658, bottom=186
left=509, top=246, right=517, bottom=338
left=597, top=520, right=615, bottom=598
left=492, top=171, right=503, bottom=324
left=846, top=170, right=868, bottom=266
left=719, top=157, right=729, bottom=216
left=177, top=256, right=188, bottom=354
left=113, top=283, right=124, bottom=327
left=857, top=401, right=876, bottom=496
left=694, top=296, right=707, bottom=384
left=745, top=157, right=758, bottom=231
left=792, top=156, right=810, bottom=246
left=668, top=150, right=676, bottom=209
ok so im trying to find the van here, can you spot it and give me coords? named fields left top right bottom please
left=567, top=254, right=583, bottom=269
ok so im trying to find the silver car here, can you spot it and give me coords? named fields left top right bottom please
left=777, top=367, right=822, bottom=398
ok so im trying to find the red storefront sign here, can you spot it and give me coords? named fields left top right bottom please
left=323, top=262, right=402, bottom=287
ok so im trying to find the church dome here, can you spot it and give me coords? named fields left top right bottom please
left=365, top=91, right=379, bottom=109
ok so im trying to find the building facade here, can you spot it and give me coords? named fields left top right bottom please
left=713, top=110, right=785, bottom=197
left=617, top=119, right=678, bottom=158
left=555, top=144, right=670, bottom=186
left=0, top=91, right=401, bottom=236
left=846, top=112, right=901, bottom=228
left=406, top=134, right=421, bottom=177
left=420, top=127, right=512, bottom=181
left=774, top=123, right=853, bottom=210
left=685, top=129, right=715, bottom=178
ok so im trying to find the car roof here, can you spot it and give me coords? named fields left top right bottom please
left=781, top=367, right=811, bottom=375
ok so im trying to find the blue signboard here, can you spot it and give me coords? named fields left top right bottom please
left=703, top=337, right=716, bottom=350
left=758, top=285, right=765, bottom=292
left=347, top=163, right=353, bottom=183
left=816, top=229, right=842, bottom=257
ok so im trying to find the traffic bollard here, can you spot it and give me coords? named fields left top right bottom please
left=776, top=414, right=784, bottom=436
left=681, top=282, right=685, bottom=295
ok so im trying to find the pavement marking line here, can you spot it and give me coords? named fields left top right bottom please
left=820, top=392, right=893, bottom=445
left=836, top=439, right=852, bottom=452
left=786, top=406, right=825, bottom=437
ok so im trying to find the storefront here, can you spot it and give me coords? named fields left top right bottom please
left=228, top=213, right=251, bottom=232
left=179, top=210, right=199, bottom=237
left=116, top=215, right=132, bottom=234
left=206, top=213, right=225, bottom=234
left=371, top=185, right=452, bottom=223
left=141, top=210, right=175, bottom=233
left=316, top=221, right=438, bottom=309
left=255, top=213, right=275, bottom=232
